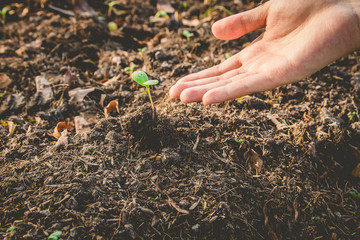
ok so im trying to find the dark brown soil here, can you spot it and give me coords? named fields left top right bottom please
left=1, top=0, right=360, bottom=239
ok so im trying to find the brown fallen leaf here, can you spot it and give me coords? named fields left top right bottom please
left=8, top=121, right=16, bottom=136
left=15, top=38, right=42, bottom=56
left=68, top=87, right=95, bottom=103
left=35, top=75, right=54, bottom=105
left=157, top=0, right=174, bottom=13
left=349, top=144, right=360, bottom=177
left=244, top=149, right=263, bottom=175
left=74, top=115, right=90, bottom=134
left=0, top=74, right=12, bottom=89
left=72, top=0, right=96, bottom=16
left=104, top=99, right=120, bottom=117
left=352, top=163, right=360, bottom=177
left=64, top=68, right=73, bottom=97
left=55, top=129, right=68, bottom=147
left=53, top=119, right=74, bottom=139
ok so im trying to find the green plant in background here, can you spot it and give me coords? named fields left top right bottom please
left=124, top=64, right=136, bottom=75
left=202, top=5, right=233, bottom=17
left=6, top=225, right=18, bottom=233
left=108, top=21, right=118, bottom=31
left=348, top=188, right=360, bottom=199
left=182, top=2, right=188, bottom=8
left=348, top=111, right=356, bottom=121
left=0, top=7, right=9, bottom=24
left=225, top=52, right=231, bottom=59
left=155, top=10, right=168, bottom=18
left=105, top=1, right=119, bottom=17
left=182, top=30, right=194, bottom=40
left=48, top=231, right=62, bottom=240
left=138, top=47, right=147, bottom=55
left=131, top=71, right=159, bottom=119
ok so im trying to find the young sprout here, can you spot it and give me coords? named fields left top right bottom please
left=182, top=30, right=194, bottom=40
left=138, top=47, right=147, bottom=54
left=182, top=2, right=188, bottom=8
left=225, top=52, right=231, bottom=59
left=131, top=71, right=159, bottom=120
left=348, top=111, right=356, bottom=121
left=155, top=10, right=168, bottom=18
left=0, top=7, right=9, bottom=24
left=124, top=64, right=136, bottom=75
left=202, top=5, right=233, bottom=18
left=105, top=1, right=119, bottom=17
left=108, top=21, right=118, bottom=31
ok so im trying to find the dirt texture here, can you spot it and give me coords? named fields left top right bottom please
left=1, top=0, right=360, bottom=239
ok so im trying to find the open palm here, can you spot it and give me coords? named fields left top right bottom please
left=170, top=0, right=360, bottom=104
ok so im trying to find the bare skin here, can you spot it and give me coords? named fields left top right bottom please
left=170, top=0, right=360, bottom=105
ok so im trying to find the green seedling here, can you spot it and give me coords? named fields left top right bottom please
left=182, top=2, right=188, bottom=8
left=225, top=52, right=231, bottom=59
left=155, top=10, right=168, bottom=18
left=202, top=5, right=233, bottom=18
left=234, top=139, right=243, bottom=144
left=124, top=64, right=136, bottom=75
left=108, top=21, right=118, bottom=31
left=311, top=216, right=320, bottom=221
left=348, top=188, right=360, bottom=199
left=154, top=193, right=162, bottom=201
left=48, top=231, right=62, bottom=240
left=131, top=71, right=159, bottom=120
left=0, top=7, right=9, bottom=24
left=348, top=111, right=356, bottom=121
left=105, top=1, right=119, bottom=17
left=138, top=47, right=147, bottom=54
left=183, top=30, right=194, bottom=40
left=6, top=225, right=18, bottom=233
left=281, top=119, right=288, bottom=125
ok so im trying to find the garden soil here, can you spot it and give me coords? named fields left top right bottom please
left=0, top=0, right=360, bottom=239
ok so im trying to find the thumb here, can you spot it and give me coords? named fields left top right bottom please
left=212, top=2, right=270, bottom=40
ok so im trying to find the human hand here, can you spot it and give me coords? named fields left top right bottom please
left=170, top=0, right=360, bottom=104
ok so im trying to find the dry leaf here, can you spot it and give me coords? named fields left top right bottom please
left=55, top=129, right=68, bottom=147
left=64, top=68, right=72, bottom=97
left=349, top=144, right=360, bottom=177
left=157, top=0, right=174, bottom=13
left=72, top=0, right=96, bottom=16
left=74, top=115, right=90, bottom=134
left=182, top=19, right=200, bottom=27
left=54, top=122, right=66, bottom=139
left=99, top=94, right=106, bottom=107
left=8, top=121, right=16, bottom=135
left=104, top=99, right=120, bottom=117
left=15, top=38, right=42, bottom=56
left=244, top=149, right=263, bottom=175
left=352, top=163, right=360, bottom=177
left=53, top=119, right=74, bottom=139
left=68, top=87, right=95, bottom=103
left=35, top=75, right=54, bottom=105
left=0, top=74, right=12, bottom=89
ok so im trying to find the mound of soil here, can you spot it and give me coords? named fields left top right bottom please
left=0, top=0, right=359, bottom=239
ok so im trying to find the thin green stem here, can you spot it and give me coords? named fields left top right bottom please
left=146, top=86, right=155, bottom=120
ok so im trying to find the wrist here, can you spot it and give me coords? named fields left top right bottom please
left=344, top=0, right=360, bottom=49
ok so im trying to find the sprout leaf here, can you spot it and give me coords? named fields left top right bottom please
left=143, top=80, right=159, bottom=86
left=131, top=71, right=149, bottom=86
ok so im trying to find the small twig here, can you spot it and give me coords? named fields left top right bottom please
left=48, top=4, right=75, bottom=16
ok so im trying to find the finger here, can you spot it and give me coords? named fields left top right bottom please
left=212, top=2, right=270, bottom=40
left=176, top=54, right=242, bottom=83
left=202, top=73, right=271, bottom=104
left=180, top=72, right=255, bottom=103
left=170, top=67, right=245, bottom=98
